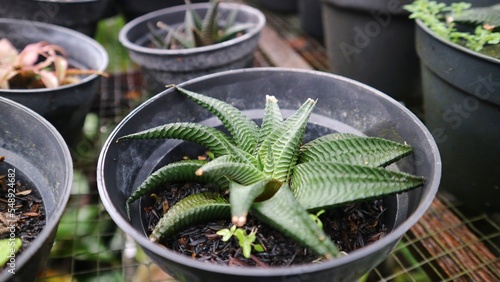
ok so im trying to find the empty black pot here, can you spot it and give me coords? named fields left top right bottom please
left=0, top=18, right=108, bottom=150
left=322, top=0, right=421, bottom=109
left=97, top=68, right=441, bottom=281
left=0, top=97, right=73, bottom=281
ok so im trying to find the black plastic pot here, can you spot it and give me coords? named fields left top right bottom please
left=119, top=2, right=265, bottom=93
left=0, top=18, right=108, bottom=150
left=253, top=0, right=298, bottom=13
left=299, top=0, right=323, bottom=40
left=0, top=97, right=73, bottom=282
left=415, top=20, right=500, bottom=212
left=322, top=0, right=421, bottom=109
left=117, top=0, right=209, bottom=22
left=0, top=0, right=112, bottom=37
left=97, top=68, right=441, bottom=282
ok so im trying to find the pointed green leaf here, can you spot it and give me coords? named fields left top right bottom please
left=251, top=184, right=340, bottom=258
left=149, top=192, right=230, bottom=242
left=175, top=86, right=259, bottom=154
left=156, top=21, right=195, bottom=49
left=201, top=0, right=220, bottom=45
left=229, top=180, right=266, bottom=226
left=197, top=155, right=266, bottom=185
left=183, top=2, right=196, bottom=46
left=117, top=122, right=234, bottom=157
left=291, top=162, right=425, bottom=210
left=267, top=98, right=316, bottom=182
left=126, top=160, right=228, bottom=218
left=258, top=95, right=283, bottom=148
left=299, top=135, right=413, bottom=167
left=218, top=23, right=255, bottom=42
left=185, top=0, right=203, bottom=30
left=258, top=98, right=316, bottom=167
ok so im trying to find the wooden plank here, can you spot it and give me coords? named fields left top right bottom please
left=258, top=25, right=313, bottom=70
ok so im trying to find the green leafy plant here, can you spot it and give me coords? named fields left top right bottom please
left=148, top=0, right=254, bottom=49
left=0, top=238, right=21, bottom=266
left=119, top=86, right=424, bottom=259
left=0, top=38, right=107, bottom=89
left=216, top=225, right=264, bottom=258
left=405, top=0, right=500, bottom=53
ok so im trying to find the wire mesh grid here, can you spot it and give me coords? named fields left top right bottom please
left=30, top=2, right=499, bottom=280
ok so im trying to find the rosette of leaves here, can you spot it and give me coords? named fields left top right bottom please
left=405, top=0, right=500, bottom=54
left=148, top=0, right=255, bottom=49
left=118, top=86, right=424, bottom=259
left=0, top=38, right=106, bottom=89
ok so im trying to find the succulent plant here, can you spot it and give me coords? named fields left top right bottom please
left=148, top=0, right=255, bottom=49
left=0, top=38, right=106, bottom=89
left=118, top=86, right=424, bottom=259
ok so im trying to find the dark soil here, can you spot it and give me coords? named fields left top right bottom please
left=143, top=181, right=387, bottom=268
left=0, top=156, right=46, bottom=265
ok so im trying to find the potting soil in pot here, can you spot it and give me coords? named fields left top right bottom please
left=0, top=156, right=46, bottom=271
left=143, top=181, right=387, bottom=267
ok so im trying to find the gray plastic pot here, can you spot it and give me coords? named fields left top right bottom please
left=322, top=0, right=421, bottom=109
left=117, top=0, right=209, bottom=22
left=119, top=2, right=265, bottom=93
left=299, top=0, right=323, bottom=40
left=0, top=0, right=112, bottom=37
left=0, top=97, right=73, bottom=281
left=97, top=68, right=441, bottom=282
left=253, top=0, right=298, bottom=13
left=416, top=20, right=500, bottom=212
left=0, top=18, right=108, bottom=150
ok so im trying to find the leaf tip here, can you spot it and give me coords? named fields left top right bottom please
left=266, top=95, right=278, bottom=103
left=232, top=214, right=247, bottom=227
left=195, top=168, right=204, bottom=176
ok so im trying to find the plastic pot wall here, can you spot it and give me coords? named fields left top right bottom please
left=0, top=97, right=73, bottom=281
left=322, top=0, right=421, bottom=109
left=0, top=18, right=108, bottom=150
left=119, top=3, right=265, bottom=93
left=117, top=0, right=209, bottom=22
left=299, top=0, right=323, bottom=40
left=97, top=68, right=441, bottom=282
left=416, top=20, right=500, bottom=212
left=253, top=0, right=298, bottom=13
left=0, top=0, right=112, bottom=37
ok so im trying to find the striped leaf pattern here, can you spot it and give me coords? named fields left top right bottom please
left=197, top=155, right=266, bottom=185
left=149, top=192, right=230, bottom=242
left=299, top=135, right=413, bottom=167
left=125, top=160, right=228, bottom=218
left=292, top=162, right=424, bottom=210
left=176, top=86, right=259, bottom=154
left=252, top=184, right=340, bottom=258
left=118, top=122, right=234, bottom=157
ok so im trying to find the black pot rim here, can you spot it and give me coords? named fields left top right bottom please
left=97, top=67, right=441, bottom=277
left=118, top=2, right=266, bottom=56
left=0, top=97, right=73, bottom=278
left=416, top=19, right=500, bottom=64
left=0, top=18, right=108, bottom=94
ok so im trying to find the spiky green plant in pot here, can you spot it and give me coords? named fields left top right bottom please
left=118, top=85, right=424, bottom=259
left=148, top=0, right=255, bottom=49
